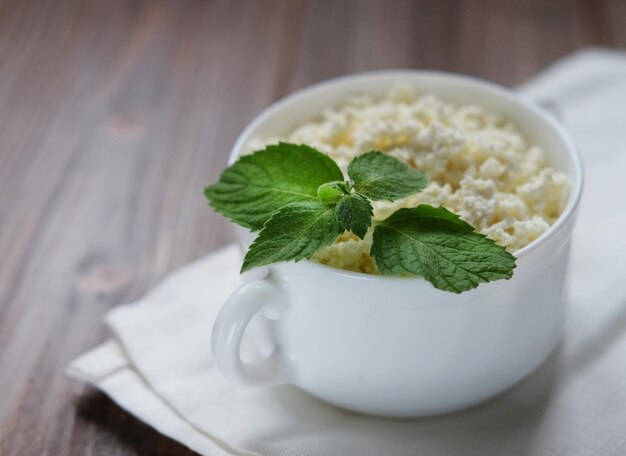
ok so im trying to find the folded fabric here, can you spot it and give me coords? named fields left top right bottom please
left=68, top=48, right=626, bottom=456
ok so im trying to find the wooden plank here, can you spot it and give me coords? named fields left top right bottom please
left=0, top=0, right=623, bottom=454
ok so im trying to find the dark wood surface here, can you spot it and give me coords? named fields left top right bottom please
left=0, top=0, right=624, bottom=454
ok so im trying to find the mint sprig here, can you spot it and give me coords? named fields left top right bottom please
left=205, top=143, right=516, bottom=293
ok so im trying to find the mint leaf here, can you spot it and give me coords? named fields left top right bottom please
left=348, top=151, right=428, bottom=201
left=335, top=193, right=373, bottom=239
left=241, top=201, right=343, bottom=272
left=205, top=143, right=344, bottom=231
left=205, top=142, right=517, bottom=292
left=371, top=205, right=516, bottom=293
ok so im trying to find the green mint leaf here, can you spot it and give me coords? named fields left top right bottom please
left=205, top=143, right=344, bottom=231
left=334, top=193, right=373, bottom=239
left=241, top=201, right=343, bottom=272
left=371, top=205, right=516, bottom=293
left=348, top=151, right=428, bottom=201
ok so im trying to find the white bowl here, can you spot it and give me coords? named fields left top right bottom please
left=211, top=71, right=583, bottom=417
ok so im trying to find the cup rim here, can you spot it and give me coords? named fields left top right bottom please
left=229, top=69, right=584, bottom=283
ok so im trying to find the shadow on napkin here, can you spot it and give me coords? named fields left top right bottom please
left=254, top=345, right=560, bottom=456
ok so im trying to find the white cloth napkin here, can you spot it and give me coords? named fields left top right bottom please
left=68, top=48, right=626, bottom=456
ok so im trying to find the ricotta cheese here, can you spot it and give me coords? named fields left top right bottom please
left=248, top=85, right=570, bottom=274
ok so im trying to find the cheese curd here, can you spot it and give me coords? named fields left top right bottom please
left=248, top=85, right=570, bottom=274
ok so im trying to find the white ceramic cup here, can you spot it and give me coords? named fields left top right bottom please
left=211, top=71, right=583, bottom=417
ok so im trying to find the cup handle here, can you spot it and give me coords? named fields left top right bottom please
left=211, top=278, right=294, bottom=386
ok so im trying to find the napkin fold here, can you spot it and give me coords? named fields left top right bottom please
left=68, top=48, right=626, bottom=456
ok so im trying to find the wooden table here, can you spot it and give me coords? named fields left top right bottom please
left=0, top=0, right=624, bottom=454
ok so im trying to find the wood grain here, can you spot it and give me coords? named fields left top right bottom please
left=0, top=0, right=623, bottom=454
